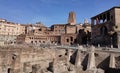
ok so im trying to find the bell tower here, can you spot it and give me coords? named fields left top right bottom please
left=68, top=11, right=76, bottom=25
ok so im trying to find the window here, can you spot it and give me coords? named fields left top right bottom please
left=39, top=29, right=42, bottom=31
left=31, top=41, right=33, bottom=43
left=70, top=37, right=73, bottom=41
left=43, top=41, right=45, bottom=43
left=66, top=39, right=69, bottom=42
left=39, top=41, right=41, bottom=43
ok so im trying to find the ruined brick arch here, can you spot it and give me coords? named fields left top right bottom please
left=100, top=26, right=108, bottom=36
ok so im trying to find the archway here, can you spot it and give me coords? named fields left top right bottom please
left=8, top=68, right=11, bottom=73
left=100, top=26, right=108, bottom=36
left=112, top=32, right=118, bottom=48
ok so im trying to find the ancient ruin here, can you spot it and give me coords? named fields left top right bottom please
left=91, top=7, right=120, bottom=48
left=0, top=44, right=120, bottom=73
left=0, top=6, right=120, bottom=73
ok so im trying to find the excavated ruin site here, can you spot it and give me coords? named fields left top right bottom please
left=0, top=45, right=120, bottom=73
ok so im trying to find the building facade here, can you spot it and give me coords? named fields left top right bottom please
left=91, top=7, right=120, bottom=48
left=0, top=12, right=91, bottom=46
left=0, top=19, right=25, bottom=45
left=16, top=12, right=91, bottom=45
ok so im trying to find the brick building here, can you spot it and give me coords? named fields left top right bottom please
left=91, top=6, right=120, bottom=48
left=17, top=12, right=91, bottom=45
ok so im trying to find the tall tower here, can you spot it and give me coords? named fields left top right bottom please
left=68, top=11, right=76, bottom=25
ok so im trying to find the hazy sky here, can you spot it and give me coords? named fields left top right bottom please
left=0, top=0, right=120, bottom=26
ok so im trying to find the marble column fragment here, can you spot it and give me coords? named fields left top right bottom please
left=109, top=54, right=115, bottom=68
left=75, top=50, right=82, bottom=68
left=87, top=46, right=96, bottom=70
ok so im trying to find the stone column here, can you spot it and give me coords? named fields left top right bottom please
left=117, top=31, right=120, bottom=49
left=53, top=58, right=57, bottom=73
left=109, top=54, right=115, bottom=68
left=87, top=46, right=96, bottom=70
left=67, top=49, right=72, bottom=64
left=105, top=13, right=108, bottom=22
left=91, top=19, right=94, bottom=26
left=75, top=50, right=82, bottom=68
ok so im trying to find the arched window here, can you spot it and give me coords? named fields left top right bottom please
left=100, top=26, right=108, bottom=36
left=8, top=68, right=11, bottom=73
left=66, top=39, right=69, bottom=42
left=70, top=37, right=73, bottom=41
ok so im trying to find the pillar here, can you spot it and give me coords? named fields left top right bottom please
left=105, top=13, right=107, bottom=22
left=75, top=50, right=82, bottom=68
left=87, top=46, right=96, bottom=70
left=117, top=32, right=120, bottom=49
left=91, top=19, right=94, bottom=26
left=109, top=54, right=115, bottom=68
left=53, top=58, right=57, bottom=73
left=67, top=49, right=72, bottom=63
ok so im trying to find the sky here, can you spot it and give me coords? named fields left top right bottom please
left=0, top=0, right=120, bottom=27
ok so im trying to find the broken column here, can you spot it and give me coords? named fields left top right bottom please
left=75, top=50, right=82, bottom=68
left=87, top=46, right=96, bottom=70
left=66, top=49, right=72, bottom=65
left=53, top=58, right=57, bottom=73
left=109, top=53, right=115, bottom=68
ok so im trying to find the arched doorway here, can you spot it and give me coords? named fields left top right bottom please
left=100, top=26, right=111, bottom=46
left=100, top=26, right=108, bottom=36
left=112, top=32, right=118, bottom=48
left=8, top=68, right=11, bottom=73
